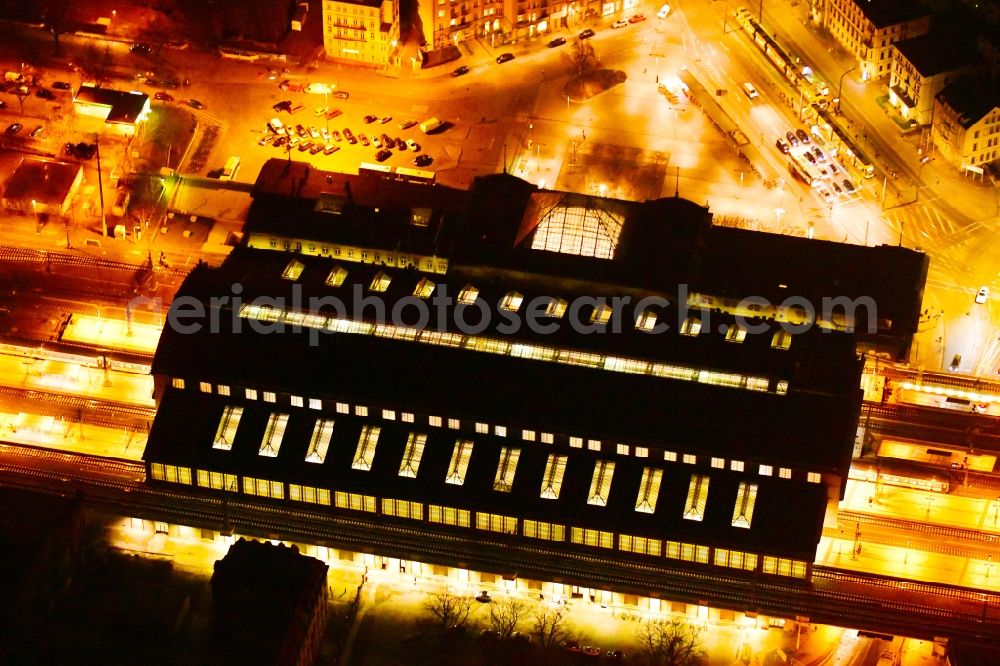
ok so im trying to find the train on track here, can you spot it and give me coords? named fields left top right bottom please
left=849, top=458, right=951, bottom=494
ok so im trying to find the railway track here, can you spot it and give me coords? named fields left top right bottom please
left=0, top=385, right=154, bottom=431
left=0, top=244, right=190, bottom=280
left=1, top=445, right=999, bottom=646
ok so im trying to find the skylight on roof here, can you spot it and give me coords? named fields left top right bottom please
left=282, top=259, right=305, bottom=281
left=530, top=203, right=624, bottom=259
left=683, top=474, right=710, bottom=521
left=587, top=460, right=615, bottom=506
left=326, top=265, right=348, bottom=287
left=305, top=419, right=334, bottom=464
left=259, top=413, right=289, bottom=458
left=446, top=439, right=474, bottom=485
left=500, top=292, right=524, bottom=312
left=732, top=481, right=757, bottom=529
left=458, top=285, right=479, bottom=305
left=213, top=405, right=243, bottom=451
left=493, top=447, right=521, bottom=492
left=539, top=454, right=568, bottom=500
left=399, top=432, right=427, bottom=478
left=352, top=425, right=381, bottom=470
left=370, top=272, right=392, bottom=293
left=635, top=467, right=662, bottom=514
left=414, top=277, right=435, bottom=299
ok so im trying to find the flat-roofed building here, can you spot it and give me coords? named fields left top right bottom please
left=72, top=84, right=151, bottom=134
left=1, top=157, right=83, bottom=216
left=321, top=0, right=400, bottom=67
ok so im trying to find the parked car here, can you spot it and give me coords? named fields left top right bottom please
left=496, top=52, right=515, bottom=64
left=295, top=124, right=307, bottom=138
left=548, top=37, right=567, bottom=47
left=812, top=146, right=825, bottom=162
left=452, top=65, right=470, bottom=77
left=563, top=641, right=583, bottom=653
left=795, top=128, right=810, bottom=144
left=273, top=100, right=292, bottom=112
left=272, top=136, right=288, bottom=148
left=612, top=19, right=628, bottom=28
left=628, top=13, right=646, bottom=22
left=375, top=148, right=392, bottom=162
left=775, top=138, right=790, bottom=154
left=308, top=126, right=320, bottom=139
left=359, top=133, right=370, bottom=146
left=803, top=151, right=816, bottom=164
left=831, top=181, right=843, bottom=194
left=29, top=126, right=43, bottom=138
left=414, top=154, right=433, bottom=167
left=372, top=135, right=383, bottom=148
left=323, top=144, right=339, bottom=155
left=582, top=646, right=602, bottom=657
left=64, top=142, right=75, bottom=156
left=657, top=4, right=671, bottom=18
left=976, top=287, right=990, bottom=304
left=332, top=90, right=350, bottom=100
left=406, top=138, right=420, bottom=152
left=155, top=91, right=174, bottom=101
left=579, top=28, right=595, bottom=39
left=480, top=630, right=501, bottom=641
left=381, top=133, right=394, bottom=148
left=314, top=106, right=328, bottom=116
left=309, top=143, right=324, bottom=154
left=258, top=134, right=274, bottom=146
left=842, top=178, right=855, bottom=192
left=399, top=120, right=417, bottom=130
left=36, top=88, right=54, bottom=100
left=130, top=43, right=152, bottom=55
left=332, top=130, right=342, bottom=141
left=326, top=108, right=342, bottom=119
left=187, top=99, right=205, bottom=109
left=380, top=116, right=392, bottom=124
left=606, top=650, right=626, bottom=661
left=297, top=141, right=313, bottom=152
left=394, top=137, right=406, bottom=150
left=344, top=129, right=357, bottom=144
left=785, top=131, right=799, bottom=146
left=363, top=114, right=377, bottom=124
left=5, top=123, right=22, bottom=135
left=475, top=590, right=491, bottom=603
left=52, top=81, right=71, bottom=90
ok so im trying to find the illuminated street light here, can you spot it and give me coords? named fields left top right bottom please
left=835, top=66, right=857, bottom=115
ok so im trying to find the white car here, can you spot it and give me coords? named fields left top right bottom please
left=611, top=19, right=628, bottom=28
left=976, top=286, right=989, bottom=304
left=406, top=138, right=420, bottom=152
left=314, top=106, right=328, bottom=117
left=657, top=4, right=671, bottom=18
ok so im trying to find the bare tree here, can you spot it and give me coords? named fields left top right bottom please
left=636, top=618, right=705, bottom=666
left=489, top=597, right=528, bottom=639
left=533, top=607, right=569, bottom=649
left=564, top=39, right=600, bottom=79
left=423, top=590, right=474, bottom=631
left=39, top=0, right=72, bottom=52
left=14, top=86, right=29, bottom=116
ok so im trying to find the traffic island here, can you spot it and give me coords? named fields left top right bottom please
left=564, top=69, right=627, bottom=102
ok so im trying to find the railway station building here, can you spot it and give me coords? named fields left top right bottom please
left=144, top=160, right=928, bottom=600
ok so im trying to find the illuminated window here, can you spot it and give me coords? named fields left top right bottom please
left=500, top=291, right=524, bottom=312
left=530, top=201, right=624, bottom=259
left=446, top=440, right=474, bottom=485
left=370, top=271, right=391, bottom=292
left=213, top=406, right=243, bottom=451
left=413, top=277, right=435, bottom=299
left=355, top=405, right=368, bottom=417
left=730, top=460, right=745, bottom=472
left=382, top=498, right=424, bottom=520
left=635, top=467, right=662, bottom=514
left=664, top=451, right=677, bottom=462
left=726, top=325, right=747, bottom=343
left=352, top=426, right=380, bottom=470
left=308, top=398, right=321, bottom=410
left=523, top=429, right=536, bottom=441
left=590, top=304, right=612, bottom=325
left=448, top=418, right=460, bottom=430
left=291, top=395, right=304, bottom=408
left=539, top=454, right=568, bottom=499
left=570, top=527, right=614, bottom=548
left=428, top=505, right=471, bottom=527
left=544, top=298, right=568, bottom=318
left=336, top=402, right=349, bottom=414
left=476, top=512, right=517, bottom=534
left=402, top=412, right=414, bottom=423
left=589, top=440, right=602, bottom=452
left=429, top=415, right=443, bottom=427
left=304, top=418, right=335, bottom=464
left=758, top=464, right=773, bottom=476
left=732, top=482, right=758, bottom=529
left=263, top=391, right=276, bottom=403
left=199, top=382, right=212, bottom=393
left=587, top=460, right=615, bottom=506
left=570, top=436, right=583, bottom=449
left=779, top=467, right=791, bottom=479
left=493, top=447, right=521, bottom=492
left=259, top=413, right=289, bottom=457
left=808, top=471, right=821, bottom=483
left=282, top=259, right=304, bottom=280
left=523, top=519, right=566, bottom=541
left=540, top=432, right=554, bottom=444
left=680, top=317, right=702, bottom=336
left=399, top=432, right=427, bottom=478
left=475, top=422, right=488, bottom=434
left=771, top=329, right=792, bottom=349
left=172, top=378, right=185, bottom=389
left=682, top=454, right=696, bottom=465
left=711, top=457, right=725, bottom=469
left=458, top=285, right=479, bottom=305
left=683, top=475, right=710, bottom=521
left=635, top=446, right=648, bottom=458
left=383, top=409, right=396, bottom=420
left=636, top=309, right=657, bottom=331
left=326, top=265, right=348, bottom=287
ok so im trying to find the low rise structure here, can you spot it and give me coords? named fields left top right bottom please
left=73, top=84, right=151, bottom=134
left=1, top=157, right=84, bottom=217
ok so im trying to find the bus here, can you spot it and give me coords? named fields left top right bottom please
left=788, top=158, right=823, bottom=187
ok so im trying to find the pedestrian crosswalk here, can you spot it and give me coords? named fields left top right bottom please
left=882, top=202, right=980, bottom=247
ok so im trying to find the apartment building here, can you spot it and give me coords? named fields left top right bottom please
left=321, top=0, right=399, bottom=66
left=817, top=0, right=929, bottom=81
left=932, top=73, right=1000, bottom=172
left=888, top=33, right=978, bottom=126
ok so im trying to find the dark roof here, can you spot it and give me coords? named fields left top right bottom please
left=211, top=539, right=327, bottom=664
left=894, top=34, right=977, bottom=77
left=149, top=389, right=827, bottom=560
left=937, top=73, right=1000, bottom=128
left=1, top=158, right=81, bottom=205
left=855, top=0, right=929, bottom=29
left=73, top=85, right=150, bottom=124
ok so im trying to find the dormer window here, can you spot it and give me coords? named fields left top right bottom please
left=369, top=271, right=391, bottom=293
left=282, top=259, right=304, bottom=281
left=458, top=285, right=479, bottom=305
left=635, top=309, right=657, bottom=331
left=326, top=265, right=348, bottom=287
left=500, top=291, right=524, bottom=312
left=590, top=304, right=612, bottom=326
left=680, top=317, right=702, bottom=336
left=414, top=277, right=435, bottom=299
left=545, top=298, right=567, bottom=318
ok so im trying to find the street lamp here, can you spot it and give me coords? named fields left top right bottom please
left=835, top=66, right=857, bottom=114
left=915, top=157, right=934, bottom=204
left=925, top=496, right=934, bottom=518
